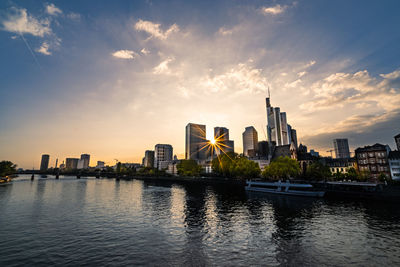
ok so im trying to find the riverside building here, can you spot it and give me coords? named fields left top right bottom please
left=243, top=126, right=258, bottom=157
left=185, top=123, right=207, bottom=161
left=155, top=144, right=173, bottom=170
left=214, top=127, right=234, bottom=155
left=143, top=150, right=155, bottom=168
left=355, top=143, right=391, bottom=180
left=40, top=154, right=50, bottom=171
left=333, top=139, right=350, bottom=158
left=266, top=96, right=297, bottom=147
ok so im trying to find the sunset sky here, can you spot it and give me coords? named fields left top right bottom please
left=1, top=0, right=399, bottom=169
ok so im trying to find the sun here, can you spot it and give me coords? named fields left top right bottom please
left=210, top=138, right=216, bottom=145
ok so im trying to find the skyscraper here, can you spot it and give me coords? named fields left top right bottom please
left=144, top=150, right=155, bottom=167
left=395, top=133, right=400, bottom=151
left=214, top=127, right=234, bottom=155
left=40, top=154, right=50, bottom=171
left=155, top=144, right=173, bottom=169
left=66, top=158, right=79, bottom=169
left=185, top=123, right=207, bottom=160
left=266, top=97, right=293, bottom=146
left=333, top=139, right=350, bottom=158
left=243, top=126, right=258, bottom=157
left=80, top=154, right=90, bottom=169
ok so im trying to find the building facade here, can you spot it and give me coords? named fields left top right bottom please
left=325, top=158, right=356, bottom=174
left=333, top=139, right=350, bottom=159
left=185, top=123, right=207, bottom=160
left=214, top=127, right=234, bottom=155
left=40, top=154, right=50, bottom=171
left=242, top=126, right=258, bottom=157
left=266, top=97, right=296, bottom=146
left=80, top=154, right=90, bottom=169
left=96, top=161, right=105, bottom=168
left=144, top=150, right=155, bottom=168
left=395, top=133, right=400, bottom=151
left=388, top=151, right=400, bottom=180
left=155, top=144, right=173, bottom=169
left=65, top=158, right=79, bottom=170
left=355, top=143, right=391, bottom=180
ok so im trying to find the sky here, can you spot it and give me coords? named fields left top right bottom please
left=0, top=0, right=399, bottom=169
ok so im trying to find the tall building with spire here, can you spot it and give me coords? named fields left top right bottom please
left=266, top=94, right=295, bottom=147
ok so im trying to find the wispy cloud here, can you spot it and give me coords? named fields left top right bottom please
left=140, top=48, right=150, bottom=55
left=111, top=50, right=137, bottom=59
left=36, top=42, right=51, bottom=55
left=261, top=4, right=287, bottom=15
left=300, top=69, right=400, bottom=112
left=134, top=19, right=179, bottom=40
left=45, top=3, right=62, bottom=16
left=1, top=7, right=51, bottom=37
left=153, top=57, right=174, bottom=74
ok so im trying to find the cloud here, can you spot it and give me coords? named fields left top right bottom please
left=67, top=12, right=81, bottom=21
left=140, top=48, right=150, bottom=55
left=111, top=50, right=137, bottom=59
left=218, top=27, right=233, bottom=36
left=297, top=71, right=307, bottom=77
left=45, top=3, right=62, bottom=16
left=153, top=57, right=174, bottom=74
left=134, top=19, right=179, bottom=40
left=200, top=63, right=268, bottom=94
left=36, top=42, right=51, bottom=55
left=1, top=7, right=51, bottom=37
left=300, top=69, right=400, bottom=113
left=261, top=4, right=287, bottom=15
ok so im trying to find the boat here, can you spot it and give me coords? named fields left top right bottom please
left=0, top=176, right=12, bottom=186
left=245, top=180, right=325, bottom=197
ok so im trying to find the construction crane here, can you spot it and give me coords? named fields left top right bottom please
left=326, top=150, right=334, bottom=158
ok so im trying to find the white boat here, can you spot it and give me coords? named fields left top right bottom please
left=245, top=180, right=325, bottom=197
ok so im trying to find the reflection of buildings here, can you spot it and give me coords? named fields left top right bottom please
left=355, top=143, right=391, bottom=179
left=333, top=139, right=350, bottom=159
left=155, top=144, right=173, bottom=170
left=186, top=123, right=207, bottom=160
left=243, top=126, right=258, bottom=157
left=40, top=154, right=50, bottom=171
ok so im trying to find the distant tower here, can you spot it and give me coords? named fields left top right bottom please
left=55, top=158, right=58, bottom=168
left=266, top=95, right=292, bottom=146
left=80, top=154, right=90, bottom=169
left=333, top=139, right=350, bottom=158
left=395, top=133, right=400, bottom=151
left=143, top=150, right=155, bottom=167
left=185, top=123, right=207, bottom=160
left=40, top=154, right=50, bottom=171
left=243, top=126, right=258, bottom=157
left=154, top=144, right=173, bottom=168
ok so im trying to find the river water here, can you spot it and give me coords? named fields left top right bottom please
left=1, top=175, right=399, bottom=266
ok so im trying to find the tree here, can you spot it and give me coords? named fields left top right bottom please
left=0, top=161, right=17, bottom=177
left=378, top=173, right=391, bottom=183
left=305, top=161, right=331, bottom=181
left=211, top=153, right=260, bottom=179
left=177, top=160, right=202, bottom=176
left=262, top=156, right=300, bottom=180
left=345, top=167, right=358, bottom=181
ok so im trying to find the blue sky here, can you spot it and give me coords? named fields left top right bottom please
left=1, top=0, right=399, bottom=168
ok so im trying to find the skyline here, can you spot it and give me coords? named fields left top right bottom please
left=1, top=0, right=400, bottom=168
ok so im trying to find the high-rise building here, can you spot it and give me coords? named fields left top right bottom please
left=395, top=133, right=400, bottom=151
left=155, top=144, right=173, bottom=169
left=257, top=141, right=269, bottom=158
left=40, top=154, right=50, bottom=171
left=80, top=154, right=90, bottom=169
left=214, top=127, right=234, bottom=155
left=144, top=150, right=155, bottom=168
left=96, top=161, right=105, bottom=168
left=186, top=123, right=207, bottom=160
left=266, top=97, right=294, bottom=146
left=288, top=125, right=298, bottom=149
left=243, top=126, right=258, bottom=157
left=333, top=139, right=350, bottom=159
left=66, top=158, right=79, bottom=170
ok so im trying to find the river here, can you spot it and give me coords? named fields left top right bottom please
left=1, top=175, right=399, bottom=266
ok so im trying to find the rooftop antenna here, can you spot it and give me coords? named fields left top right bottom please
left=267, top=85, right=270, bottom=99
